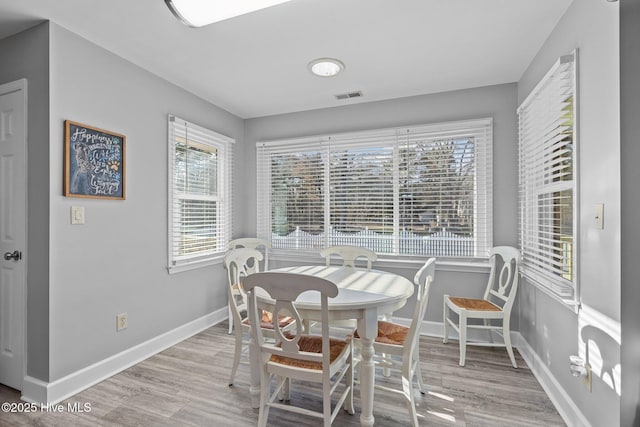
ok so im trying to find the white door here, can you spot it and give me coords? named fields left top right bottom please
left=0, top=79, right=26, bottom=390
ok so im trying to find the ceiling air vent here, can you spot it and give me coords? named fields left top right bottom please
left=335, top=91, right=363, bottom=100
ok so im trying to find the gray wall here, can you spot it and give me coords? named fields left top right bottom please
left=244, top=83, right=519, bottom=322
left=620, top=0, right=640, bottom=425
left=0, top=22, right=51, bottom=382
left=517, top=1, right=620, bottom=426
left=45, top=23, right=244, bottom=380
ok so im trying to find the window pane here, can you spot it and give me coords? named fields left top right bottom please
left=554, top=96, right=574, bottom=183
left=175, top=140, right=218, bottom=196
left=329, top=146, right=394, bottom=252
left=399, top=138, right=475, bottom=256
left=175, top=199, right=218, bottom=256
left=533, top=190, right=572, bottom=279
left=271, top=151, right=325, bottom=249
left=554, top=189, right=573, bottom=281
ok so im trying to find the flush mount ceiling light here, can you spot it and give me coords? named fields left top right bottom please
left=165, top=0, right=295, bottom=27
left=308, top=58, right=345, bottom=77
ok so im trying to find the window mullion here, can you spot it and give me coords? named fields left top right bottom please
left=392, top=134, right=401, bottom=255
left=324, top=143, right=331, bottom=248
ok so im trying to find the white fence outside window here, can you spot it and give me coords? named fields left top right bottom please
left=272, top=227, right=474, bottom=257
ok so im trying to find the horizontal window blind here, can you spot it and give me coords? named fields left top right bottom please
left=257, top=118, right=493, bottom=258
left=518, top=50, right=577, bottom=298
left=168, top=115, right=233, bottom=270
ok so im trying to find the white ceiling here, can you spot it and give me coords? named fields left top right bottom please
left=0, top=0, right=573, bottom=119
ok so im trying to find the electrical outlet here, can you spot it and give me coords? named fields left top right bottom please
left=116, top=313, right=128, bottom=331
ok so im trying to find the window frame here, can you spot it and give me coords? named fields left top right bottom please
left=167, top=115, right=234, bottom=273
left=256, top=118, right=493, bottom=262
left=517, top=50, right=579, bottom=306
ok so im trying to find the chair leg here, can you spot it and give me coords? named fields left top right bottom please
left=276, top=376, right=287, bottom=401
left=402, top=361, right=419, bottom=427
left=383, top=352, right=392, bottom=377
left=458, top=311, right=467, bottom=367
left=275, top=376, right=290, bottom=401
left=228, top=304, right=234, bottom=334
left=503, top=319, right=517, bottom=368
left=414, top=354, right=426, bottom=394
left=344, top=346, right=355, bottom=415
left=284, top=377, right=291, bottom=401
left=257, top=370, right=270, bottom=427
left=344, top=355, right=356, bottom=415
left=228, top=328, right=243, bottom=386
left=442, top=297, right=449, bottom=344
left=323, top=375, right=332, bottom=427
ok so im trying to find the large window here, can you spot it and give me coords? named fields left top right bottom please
left=518, top=50, right=577, bottom=299
left=257, top=118, right=493, bottom=258
left=168, top=115, right=233, bottom=272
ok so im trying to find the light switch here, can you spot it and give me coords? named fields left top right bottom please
left=594, top=203, right=604, bottom=229
left=71, top=206, right=85, bottom=225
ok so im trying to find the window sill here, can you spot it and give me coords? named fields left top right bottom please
left=167, top=255, right=224, bottom=274
left=522, top=274, right=579, bottom=314
left=269, top=250, right=491, bottom=274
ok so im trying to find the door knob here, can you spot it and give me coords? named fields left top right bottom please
left=3, top=250, right=22, bottom=261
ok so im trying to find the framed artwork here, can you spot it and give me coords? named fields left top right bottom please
left=64, top=120, right=126, bottom=200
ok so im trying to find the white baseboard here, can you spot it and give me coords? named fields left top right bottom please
left=514, top=334, right=591, bottom=427
left=22, top=307, right=227, bottom=405
left=392, top=317, right=590, bottom=427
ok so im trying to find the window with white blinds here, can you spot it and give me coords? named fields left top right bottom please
left=518, top=50, right=577, bottom=299
left=257, top=118, right=493, bottom=258
left=168, top=115, right=233, bottom=272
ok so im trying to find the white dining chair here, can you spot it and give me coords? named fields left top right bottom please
left=354, top=257, right=435, bottom=427
left=320, top=245, right=377, bottom=270
left=227, top=238, right=271, bottom=333
left=228, top=237, right=271, bottom=271
left=244, top=271, right=355, bottom=427
left=443, top=246, right=520, bottom=367
left=224, top=248, right=295, bottom=386
left=320, top=245, right=379, bottom=331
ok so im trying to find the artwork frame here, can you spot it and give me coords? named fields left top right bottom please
left=64, top=120, right=126, bottom=200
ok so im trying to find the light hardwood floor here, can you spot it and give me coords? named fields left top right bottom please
left=0, top=322, right=565, bottom=426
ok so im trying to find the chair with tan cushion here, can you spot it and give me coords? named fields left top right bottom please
left=224, top=248, right=295, bottom=386
left=244, top=271, right=354, bottom=427
left=443, top=246, right=520, bottom=368
left=320, top=245, right=377, bottom=270
left=227, top=238, right=272, bottom=333
left=319, top=245, right=379, bottom=332
left=354, top=257, right=435, bottom=427
left=228, top=237, right=271, bottom=271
